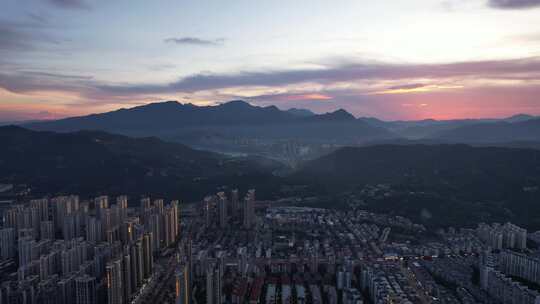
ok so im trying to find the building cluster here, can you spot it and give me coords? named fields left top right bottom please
left=499, top=250, right=540, bottom=285
left=0, top=195, right=181, bottom=304
left=419, top=223, right=539, bottom=304
left=475, top=225, right=540, bottom=304
left=477, top=222, right=528, bottom=250
left=3, top=186, right=540, bottom=304
left=176, top=200, right=540, bottom=304
left=185, top=205, right=449, bottom=303
left=202, top=189, right=255, bottom=230
left=419, top=256, right=486, bottom=303
left=481, top=267, right=539, bottom=304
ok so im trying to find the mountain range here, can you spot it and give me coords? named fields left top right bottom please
left=26, top=100, right=394, bottom=146
left=358, top=114, right=538, bottom=140
left=435, top=118, right=540, bottom=143
left=24, top=100, right=540, bottom=149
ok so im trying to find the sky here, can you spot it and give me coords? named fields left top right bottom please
left=1, top=0, right=540, bottom=121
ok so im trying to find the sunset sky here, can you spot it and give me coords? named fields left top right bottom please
left=1, top=0, right=540, bottom=121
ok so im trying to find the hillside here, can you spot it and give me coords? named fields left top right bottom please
left=0, top=126, right=282, bottom=200
left=293, top=144, right=540, bottom=228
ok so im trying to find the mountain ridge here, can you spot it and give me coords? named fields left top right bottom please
left=434, top=118, right=540, bottom=143
left=25, top=100, right=540, bottom=146
left=26, top=100, right=395, bottom=145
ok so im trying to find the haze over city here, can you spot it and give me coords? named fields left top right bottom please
left=1, top=0, right=540, bottom=121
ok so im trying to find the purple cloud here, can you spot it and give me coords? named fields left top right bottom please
left=93, top=57, right=540, bottom=96
left=0, top=71, right=91, bottom=93
left=0, top=56, right=539, bottom=104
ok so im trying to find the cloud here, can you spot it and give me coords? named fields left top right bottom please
left=2, top=73, right=540, bottom=121
left=371, top=83, right=464, bottom=95
left=280, top=94, right=333, bottom=101
left=164, top=37, right=225, bottom=46
left=19, top=71, right=93, bottom=80
left=1, top=56, right=539, bottom=117
left=92, top=57, right=540, bottom=96
left=248, top=93, right=333, bottom=103
left=0, top=20, right=61, bottom=53
left=386, top=83, right=427, bottom=91
left=47, top=0, right=89, bottom=9
left=0, top=71, right=91, bottom=94
left=27, top=13, right=49, bottom=25
left=440, top=0, right=476, bottom=12
left=147, top=63, right=177, bottom=72
left=488, top=0, right=540, bottom=9
left=0, top=23, right=32, bottom=51
left=510, top=32, right=540, bottom=43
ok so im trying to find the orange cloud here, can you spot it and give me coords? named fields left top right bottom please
left=281, top=93, right=333, bottom=101
left=372, top=84, right=464, bottom=95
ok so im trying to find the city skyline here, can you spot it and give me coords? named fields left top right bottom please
left=1, top=0, right=540, bottom=121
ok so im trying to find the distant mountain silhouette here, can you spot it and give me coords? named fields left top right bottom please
left=26, top=101, right=538, bottom=147
left=27, top=100, right=294, bottom=131
left=504, top=113, right=536, bottom=123
left=0, top=119, right=50, bottom=126
left=0, top=126, right=281, bottom=200
left=359, top=114, right=537, bottom=139
left=27, top=100, right=395, bottom=145
left=286, top=108, right=315, bottom=117
left=303, top=109, right=356, bottom=122
left=357, top=117, right=476, bottom=139
left=434, top=118, right=540, bottom=143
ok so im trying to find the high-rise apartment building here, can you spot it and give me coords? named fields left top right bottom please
left=217, top=192, right=228, bottom=228
left=243, top=190, right=255, bottom=229
left=75, top=275, right=96, bottom=304
left=231, top=189, right=239, bottom=217
left=0, top=228, right=15, bottom=260
left=106, top=258, right=124, bottom=304
left=176, top=264, right=191, bottom=304
left=40, top=221, right=55, bottom=240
